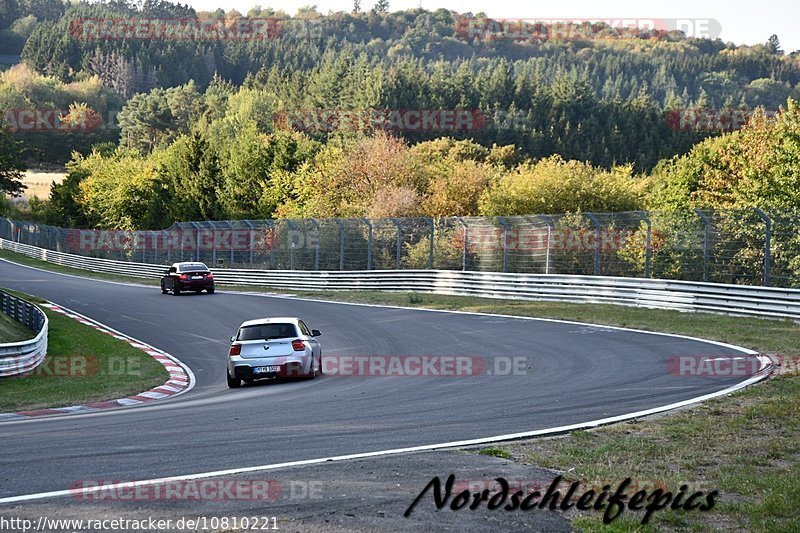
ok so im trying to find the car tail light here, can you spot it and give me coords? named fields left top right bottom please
left=207, top=273, right=214, bottom=279
left=291, top=339, right=305, bottom=351
left=179, top=274, right=188, bottom=280
left=229, top=344, right=241, bottom=356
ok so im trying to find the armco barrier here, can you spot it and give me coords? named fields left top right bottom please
left=2, top=237, right=800, bottom=319
left=0, top=288, right=48, bottom=377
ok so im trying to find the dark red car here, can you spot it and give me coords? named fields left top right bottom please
left=160, top=262, right=215, bottom=295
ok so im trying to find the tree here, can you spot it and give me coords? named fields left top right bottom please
left=17, top=0, right=63, bottom=21
left=478, top=155, right=643, bottom=216
left=648, top=98, right=800, bottom=211
left=766, top=34, right=783, bottom=55
left=0, top=0, right=19, bottom=27
left=0, top=128, right=26, bottom=197
left=117, top=84, right=202, bottom=153
left=74, top=150, right=169, bottom=230
left=373, top=0, right=389, bottom=13
left=159, top=131, right=224, bottom=222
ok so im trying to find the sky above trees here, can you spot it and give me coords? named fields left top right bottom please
left=179, top=0, right=800, bottom=53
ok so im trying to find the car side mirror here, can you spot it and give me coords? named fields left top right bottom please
left=230, top=336, right=236, bottom=343
left=311, top=329, right=321, bottom=337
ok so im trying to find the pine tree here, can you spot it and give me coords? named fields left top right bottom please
left=0, top=129, right=26, bottom=197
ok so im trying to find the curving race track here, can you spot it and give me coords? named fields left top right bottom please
left=0, top=259, right=766, bottom=530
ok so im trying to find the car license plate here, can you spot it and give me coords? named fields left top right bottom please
left=191, top=275, right=203, bottom=279
left=253, top=366, right=279, bottom=374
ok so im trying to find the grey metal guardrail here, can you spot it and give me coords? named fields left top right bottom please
left=0, top=288, right=48, bottom=377
left=3, top=237, right=800, bottom=320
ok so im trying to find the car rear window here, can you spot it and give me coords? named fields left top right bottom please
left=179, top=263, right=209, bottom=272
left=238, top=323, right=298, bottom=341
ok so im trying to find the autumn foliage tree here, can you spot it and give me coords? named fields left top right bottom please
left=478, top=155, right=644, bottom=216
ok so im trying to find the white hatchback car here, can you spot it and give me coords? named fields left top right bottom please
left=226, top=317, right=322, bottom=388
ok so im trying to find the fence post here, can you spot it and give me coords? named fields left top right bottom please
left=227, top=222, right=234, bottom=266
left=390, top=218, right=402, bottom=269
left=244, top=221, right=254, bottom=268
left=424, top=218, right=434, bottom=270
left=156, top=230, right=163, bottom=264
left=754, top=208, right=771, bottom=286
left=454, top=216, right=468, bottom=271
left=189, top=222, right=201, bottom=263
left=538, top=215, right=555, bottom=275
left=266, top=220, right=275, bottom=269
left=635, top=212, right=652, bottom=279
left=211, top=224, right=218, bottom=267
left=287, top=220, right=297, bottom=270
left=361, top=218, right=373, bottom=270
left=585, top=213, right=602, bottom=276
left=693, top=209, right=711, bottom=282
left=334, top=219, right=345, bottom=271
left=309, top=218, right=321, bottom=271
left=496, top=217, right=510, bottom=273
left=166, top=228, right=172, bottom=263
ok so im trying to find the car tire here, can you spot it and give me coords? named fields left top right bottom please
left=306, top=357, right=318, bottom=379
left=207, top=287, right=215, bottom=294
left=161, top=283, right=168, bottom=294
left=227, top=372, right=242, bottom=388
left=195, top=290, right=202, bottom=294
left=172, top=286, right=180, bottom=296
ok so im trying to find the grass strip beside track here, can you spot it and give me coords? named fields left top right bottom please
left=0, top=308, right=33, bottom=343
left=1, top=248, right=799, bottom=529
left=0, top=289, right=169, bottom=412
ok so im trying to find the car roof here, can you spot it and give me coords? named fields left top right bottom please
left=239, top=317, right=301, bottom=328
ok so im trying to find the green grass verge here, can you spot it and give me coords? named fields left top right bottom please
left=1, top=248, right=799, bottom=529
left=478, top=447, right=513, bottom=460
left=0, top=309, right=33, bottom=343
left=0, top=289, right=169, bottom=412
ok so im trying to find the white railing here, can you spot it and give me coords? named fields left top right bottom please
left=3, top=237, right=800, bottom=319
left=0, top=288, right=48, bottom=377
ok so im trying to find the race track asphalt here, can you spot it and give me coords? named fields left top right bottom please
left=0, top=260, right=758, bottom=530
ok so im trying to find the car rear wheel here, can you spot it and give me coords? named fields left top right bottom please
left=306, top=357, right=318, bottom=379
left=172, top=285, right=181, bottom=296
left=207, top=287, right=215, bottom=294
left=161, top=283, right=168, bottom=294
left=227, top=372, right=242, bottom=388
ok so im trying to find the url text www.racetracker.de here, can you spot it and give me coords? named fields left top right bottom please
left=0, top=515, right=278, bottom=532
